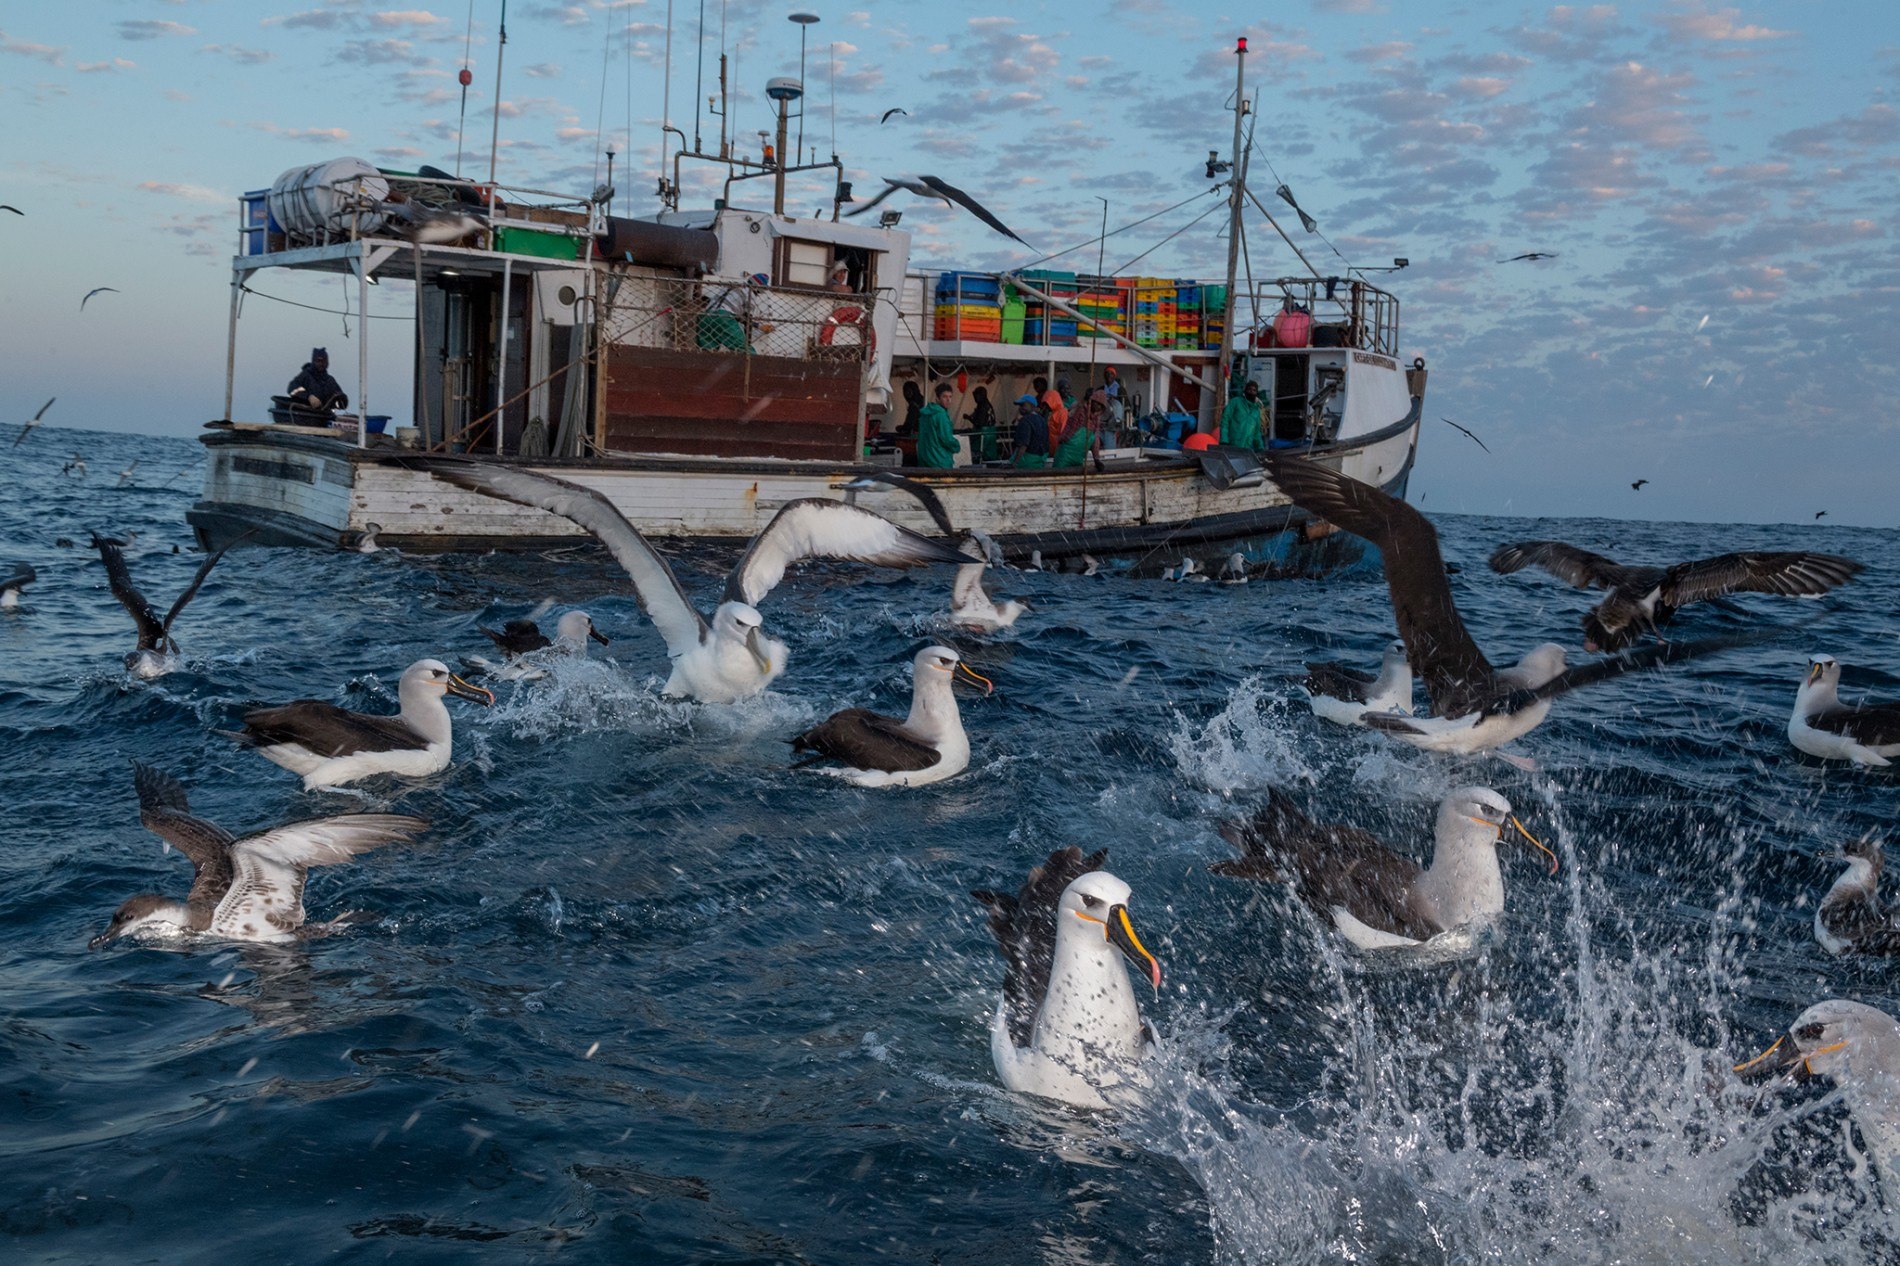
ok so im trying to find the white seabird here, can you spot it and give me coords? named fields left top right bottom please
left=1212, top=786, right=1558, bottom=952
left=0, top=563, right=34, bottom=609
left=845, top=476, right=1024, bottom=631
left=402, top=457, right=975, bottom=704
left=92, top=762, right=427, bottom=947
left=1300, top=639, right=1413, bottom=727
left=351, top=522, right=387, bottom=554
left=1217, top=552, right=1250, bottom=585
left=222, top=658, right=495, bottom=790
left=974, top=848, right=1162, bottom=1109
left=790, top=645, right=991, bottom=787
left=467, top=610, right=609, bottom=681
left=1736, top=1000, right=1900, bottom=1178
left=1789, top=654, right=1900, bottom=767
left=1165, top=557, right=1206, bottom=583
left=1815, top=833, right=1900, bottom=955
left=93, top=533, right=236, bottom=677
left=1266, top=453, right=1758, bottom=756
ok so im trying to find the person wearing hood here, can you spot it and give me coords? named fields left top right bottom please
left=287, top=347, right=348, bottom=415
left=964, top=385, right=998, bottom=461
left=1220, top=379, right=1266, bottom=450
left=917, top=382, right=961, bottom=469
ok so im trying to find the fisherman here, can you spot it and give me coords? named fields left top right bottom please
left=1035, top=376, right=1069, bottom=450
left=1053, top=387, right=1107, bottom=470
left=964, top=385, right=998, bottom=462
left=286, top=347, right=348, bottom=415
left=1102, top=366, right=1124, bottom=429
left=1010, top=393, right=1049, bottom=468
left=916, top=382, right=961, bottom=469
left=1219, top=380, right=1267, bottom=450
left=897, top=381, right=925, bottom=436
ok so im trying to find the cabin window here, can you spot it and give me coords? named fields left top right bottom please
left=777, top=239, right=832, bottom=289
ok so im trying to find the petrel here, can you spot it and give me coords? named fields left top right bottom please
left=1488, top=540, right=1861, bottom=652
left=13, top=397, right=53, bottom=447
left=791, top=644, right=991, bottom=787
left=1265, top=453, right=1761, bottom=755
left=1497, top=252, right=1557, bottom=263
left=94, top=533, right=236, bottom=678
left=880, top=107, right=908, bottom=124
left=844, top=175, right=1027, bottom=244
left=1815, top=834, right=1900, bottom=955
left=1212, top=787, right=1557, bottom=952
left=973, top=847, right=1161, bottom=1109
left=223, top=659, right=494, bottom=790
left=1631, top=479, right=1648, bottom=491
left=80, top=287, right=119, bottom=311
left=1788, top=654, right=1900, bottom=767
left=92, top=762, right=427, bottom=947
left=401, top=457, right=977, bottom=703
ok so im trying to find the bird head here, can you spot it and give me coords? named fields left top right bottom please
left=90, top=894, right=187, bottom=949
left=1519, top=642, right=1569, bottom=686
left=405, top=658, right=495, bottom=706
left=1383, top=639, right=1409, bottom=668
left=1440, top=787, right=1557, bottom=874
left=916, top=644, right=991, bottom=694
left=714, top=602, right=774, bottom=674
left=557, top=610, right=610, bottom=647
left=1804, top=654, right=1839, bottom=691
left=1059, top=871, right=1161, bottom=991
left=1736, top=1000, right=1900, bottom=1086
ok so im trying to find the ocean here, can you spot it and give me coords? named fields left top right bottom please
left=3, top=425, right=1895, bottom=1263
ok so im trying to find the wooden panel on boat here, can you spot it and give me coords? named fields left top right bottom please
left=604, top=347, right=861, bottom=462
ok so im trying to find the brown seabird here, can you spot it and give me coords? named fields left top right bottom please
left=91, top=762, right=427, bottom=947
left=1489, top=540, right=1861, bottom=651
left=1815, top=833, right=1900, bottom=955
left=790, top=645, right=991, bottom=787
left=93, top=532, right=237, bottom=678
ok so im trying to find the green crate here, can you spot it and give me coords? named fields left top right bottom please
left=1001, top=299, right=1026, bottom=345
left=494, top=226, right=582, bottom=260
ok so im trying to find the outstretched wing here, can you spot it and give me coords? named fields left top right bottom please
left=973, top=847, right=1107, bottom=1049
left=1659, top=551, right=1862, bottom=607
left=1, top=562, right=34, bottom=592
left=722, top=499, right=977, bottom=607
left=951, top=562, right=998, bottom=620
left=217, top=814, right=427, bottom=935
left=847, top=471, right=959, bottom=537
left=1488, top=540, right=1639, bottom=591
left=399, top=457, right=708, bottom=657
left=131, top=761, right=236, bottom=907
left=93, top=534, right=165, bottom=649
left=1485, top=632, right=1766, bottom=716
left=919, top=175, right=1027, bottom=244
left=842, top=181, right=900, bottom=219
left=1267, top=455, right=1494, bottom=717
left=162, top=541, right=238, bottom=633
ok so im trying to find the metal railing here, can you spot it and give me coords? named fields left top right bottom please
left=1243, top=277, right=1400, bottom=357
left=600, top=274, right=874, bottom=363
left=239, top=172, right=600, bottom=256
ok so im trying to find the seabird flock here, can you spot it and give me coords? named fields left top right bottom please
left=19, top=444, right=1896, bottom=1170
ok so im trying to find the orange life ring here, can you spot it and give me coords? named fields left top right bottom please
left=818, top=304, right=875, bottom=358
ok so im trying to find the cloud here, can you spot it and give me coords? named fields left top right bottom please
left=138, top=180, right=226, bottom=204
left=76, top=58, right=138, bottom=74
left=0, top=29, right=65, bottom=64
left=369, top=9, right=450, bottom=31
left=254, top=123, right=352, bottom=143
left=117, top=20, right=197, bottom=41
left=1657, top=5, right=1794, bottom=43
left=1773, top=103, right=1900, bottom=158
left=338, top=38, right=430, bottom=66
left=523, top=62, right=563, bottom=78
left=202, top=43, right=275, bottom=65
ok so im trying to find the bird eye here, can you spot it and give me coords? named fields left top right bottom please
left=1081, top=894, right=1103, bottom=911
left=1797, top=1023, right=1827, bottom=1042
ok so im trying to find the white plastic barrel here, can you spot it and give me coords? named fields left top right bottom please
left=267, top=158, right=389, bottom=237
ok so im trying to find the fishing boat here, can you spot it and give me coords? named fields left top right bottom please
left=188, top=39, right=1424, bottom=573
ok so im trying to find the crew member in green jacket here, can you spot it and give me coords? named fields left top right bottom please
left=1220, top=380, right=1266, bottom=449
left=1052, top=388, right=1107, bottom=469
left=916, top=382, right=961, bottom=469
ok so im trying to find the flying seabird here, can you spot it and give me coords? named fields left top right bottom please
left=1815, top=511, right=1828, bottom=521
left=80, top=287, right=119, bottom=311
left=1631, top=479, right=1648, bottom=491
left=91, top=762, right=427, bottom=948
left=13, top=397, right=53, bottom=447
left=400, top=456, right=976, bottom=703
left=94, top=533, right=235, bottom=677
left=1300, top=639, right=1413, bottom=727
left=1217, top=552, right=1250, bottom=585
left=0, top=205, right=21, bottom=215
left=1735, top=1000, right=1900, bottom=1177
left=1212, top=786, right=1557, bottom=951
left=382, top=199, right=488, bottom=245
left=1497, top=252, right=1557, bottom=263
left=879, top=107, right=908, bottom=124
left=62, top=452, right=87, bottom=477
left=973, top=847, right=1161, bottom=1109
left=467, top=610, right=609, bottom=681
left=791, top=645, right=991, bottom=786
left=844, top=175, right=1027, bottom=245
left=1439, top=416, right=1490, bottom=454
left=1488, top=540, right=1861, bottom=652
left=1814, top=834, right=1900, bottom=955
left=1789, top=654, right=1900, bottom=766
left=1267, top=454, right=1760, bottom=755
left=223, top=658, right=494, bottom=790
left=846, top=473, right=1025, bottom=631
left=1, top=563, right=34, bottom=610
left=116, top=460, right=139, bottom=487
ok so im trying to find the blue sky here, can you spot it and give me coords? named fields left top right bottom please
left=2, top=1, right=1895, bottom=526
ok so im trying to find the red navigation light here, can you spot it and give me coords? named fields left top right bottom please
left=1236, top=37, right=1248, bottom=53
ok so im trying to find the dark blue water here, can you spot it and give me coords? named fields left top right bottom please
left=3, top=426, right=1896, bottom=1263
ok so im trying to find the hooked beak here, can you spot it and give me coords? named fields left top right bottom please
left=1807, top=661, right=1825, bottom=686
left=745, top=626, right=773, bottom=674
left=953, top=662, right=993, bottom=695
left=88, top=928, right=119, bottom=951
left=446, top=673, right=496, bottom=706
left=1732, top=1032, right=1843, bottom=1083
left=588, top=624, right=611, bottom=646
left=1081, top=903, right=1162, bottom=991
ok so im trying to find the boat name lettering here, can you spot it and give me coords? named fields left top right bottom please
left=232, top=455, right=315, bottom=484
left=1352, top=351, right=1397, bottom=371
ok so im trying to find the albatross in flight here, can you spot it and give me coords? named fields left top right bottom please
left=92, top=762, right=427, bottom=947
left=1788, top=654, right=1900, bottom=766
left=94, top=533, right=237, bottom=678
left=401, top=457, right=977, bottom=703
left=1265, top=453, right=1760, bottom=756
left=973, top=847, right=1162, bottom=1109
left=844, top=175, right=1027, bottom=244
left=791, top=644, right=991, bottom=786
left=846, top=473, right=1026, bottom=631
left=1488, top=540, right=1861, bottom=652
left=1212, top=786, right=1556, bottom=951
left=223, top=658, right=495, bottom=790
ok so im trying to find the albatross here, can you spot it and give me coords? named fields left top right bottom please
left=1488, top=540, right=1861, bottom=652
left=844, top=175, right=1027, bottom=244
left=790, top=645, right=991, bottom=786
left=1265, top=454, right=1760, bottom=755
left=94, top=533, right=236, bottom=678
left=1789, top=654, right=1900, bottom=766
left=222, top=658, right=494, bottom=789
left=468, top=610, right=610, bottom=681
left=1212, top=786, right=1557, bottom=951
left=1735, top=1000, right=1900, bottom=1178
left=403, top=457, right=975, bottom=703
left=1300, top=639, right=1413, bottom=727
left=0, top=563, right=33, bottom=609
left=973, top=847, right=1162, bottom=1109
left=845, top=473, right=1025, bottom=631
left=1814, top=833, right=1900, bottom=955
left=92, top=762, right=427, bottom=947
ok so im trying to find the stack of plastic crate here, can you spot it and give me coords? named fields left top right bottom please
left=1200, top=284, right=1228, bottom=349
left=1172, top=282, right=1202, bottom=349
left=1072, top=277, right=1126, bottom=341
left=933, top=271, right=1003, bottom=341
left=1129, top=276, right=1170, bottom=348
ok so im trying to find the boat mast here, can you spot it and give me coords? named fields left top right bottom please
left=1217, top=35, right=1248, bottom=422
left=487, top=0, right=509, bottom=182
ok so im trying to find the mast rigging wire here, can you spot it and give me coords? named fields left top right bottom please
left=455, top=0, right=475, bottom=176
